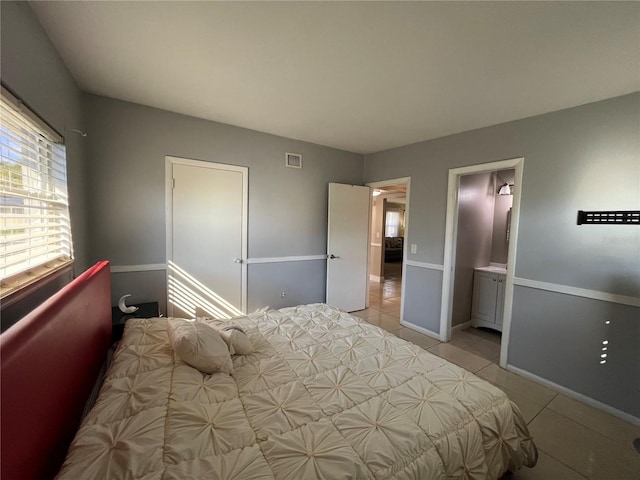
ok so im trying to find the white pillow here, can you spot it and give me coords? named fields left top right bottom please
left=220, top=326, right=254, bottom=355
left=167, top=318, right=233, bottom=374
left=196, top=316, right=255, bottom=355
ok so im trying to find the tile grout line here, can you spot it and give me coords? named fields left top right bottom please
left=544, top=405, right=640, bottom=451
left=526, top=392, right=558, bottom=426
left=536, top=447, right=590, bottom=479
left=524, top=396, right=602, bottom=479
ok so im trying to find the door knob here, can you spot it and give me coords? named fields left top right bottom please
left=234, top=258, right=243, bottom=264
left=329, top=254, right=340, bottom=259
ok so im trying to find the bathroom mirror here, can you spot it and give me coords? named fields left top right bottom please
left=506, top=207, right=512, bottom=244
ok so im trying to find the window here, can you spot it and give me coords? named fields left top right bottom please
left=0, top=89, right=72, bottom=295
left=385, top=210, right=401, bottom=237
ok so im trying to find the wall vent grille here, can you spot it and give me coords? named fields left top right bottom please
left=285, top=153, right=302, bottom=169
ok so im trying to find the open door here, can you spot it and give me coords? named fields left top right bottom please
left=326, top=183, right=371, bottom=311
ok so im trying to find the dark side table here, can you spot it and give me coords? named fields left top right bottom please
left=111, top=301, right=160, bottom=343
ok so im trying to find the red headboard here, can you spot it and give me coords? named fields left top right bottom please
left=1, top=261, right=112, bottom=480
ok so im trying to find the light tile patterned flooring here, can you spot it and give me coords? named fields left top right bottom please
left=352, top=266, right=640, bottom=480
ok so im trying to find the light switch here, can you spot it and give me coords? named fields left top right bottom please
left=411, top=244, right=417, bottom=254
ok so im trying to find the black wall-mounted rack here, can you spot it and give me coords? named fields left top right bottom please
left=577, top=210, right=640, bottom=225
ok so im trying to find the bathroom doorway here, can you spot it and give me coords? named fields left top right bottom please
left=440, top=158, right=524, bottom=368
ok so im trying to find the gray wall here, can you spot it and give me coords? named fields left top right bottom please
left=0, top=2, right=90, bottom=328
left=451, top=172, right=495, bottom=327
left=510, top=287, right=639, bottom=417
left=365, top=93, right=640, bottom=417
left=1, top=2, right=89, bottom=273
left=84, top=95, right=363, bottom=312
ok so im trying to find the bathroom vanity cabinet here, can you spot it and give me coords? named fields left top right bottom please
left=471, top=267, right=506, bottom=332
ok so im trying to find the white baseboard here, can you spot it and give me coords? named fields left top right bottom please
left=399, top=320, right=442, bottom=341
left=506, top=364, right=640, bottom=426
left=451, top=320, right=472, bottom=332
left=369, top=274, right=383, bottom=283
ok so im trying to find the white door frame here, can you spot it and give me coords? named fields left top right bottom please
left=440, top=158, right=524, bottom=368
left=165, top=156, right=248, bottom=315
left=366, top=177, right=411, bottom=320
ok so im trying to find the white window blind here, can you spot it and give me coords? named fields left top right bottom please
left=385, top=211, right=400, bottom=237
left=0, top=91, right=72, bottom=282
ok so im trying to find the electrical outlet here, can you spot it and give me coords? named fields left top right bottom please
left=411, top=244, right=417, bottom=254
left=281, top=291, right=286, bottom=298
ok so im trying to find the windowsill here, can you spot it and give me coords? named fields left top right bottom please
left=0, top=259, right=74, bottom=307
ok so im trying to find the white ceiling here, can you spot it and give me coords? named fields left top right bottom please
left=30, top=1, right=639, bottom=155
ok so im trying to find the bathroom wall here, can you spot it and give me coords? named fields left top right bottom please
left=451, top=172, right=495, bottom=327
left=491, top=169, right=515, bottom=264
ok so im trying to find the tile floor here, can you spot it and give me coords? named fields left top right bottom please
left=352, top=266, right=640, bottom=479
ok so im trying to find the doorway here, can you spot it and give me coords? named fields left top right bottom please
left=165, top=156, right=248, bottom=318
left=440, top=158, right=524, bottom=367
left=366, top=177, right=410, bottom=318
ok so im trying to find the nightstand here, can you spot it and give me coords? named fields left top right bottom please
left=111, top=301, right=160, bottom=343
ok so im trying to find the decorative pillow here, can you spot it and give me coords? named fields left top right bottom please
left=167, top=318, right=233, bottom=374
left=220, top=326, right=253, bottom=355
left=196, top=316, right=255, bottom=355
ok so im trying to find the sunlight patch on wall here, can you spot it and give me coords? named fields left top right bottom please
left=167, top=261, right=242, bottom=319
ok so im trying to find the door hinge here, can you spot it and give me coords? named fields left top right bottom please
left=172, top=178, right=175, bottom=189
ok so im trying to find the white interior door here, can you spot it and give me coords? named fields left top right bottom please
left=326, top=183, right=371, bottom=312
left=166, top=157, right=247, bottom=318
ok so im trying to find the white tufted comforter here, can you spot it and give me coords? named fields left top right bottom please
left=57, top=304, right=537, bottom=479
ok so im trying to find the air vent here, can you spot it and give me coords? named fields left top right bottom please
left=285, top=152, right=302, bottom=169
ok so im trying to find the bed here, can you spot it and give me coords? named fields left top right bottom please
left=1, top=261, right=112, bottom=480
left=1, top=262, right=537, bottom=480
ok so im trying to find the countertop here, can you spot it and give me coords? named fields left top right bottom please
left=475, top=265, right=507, bottom=275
